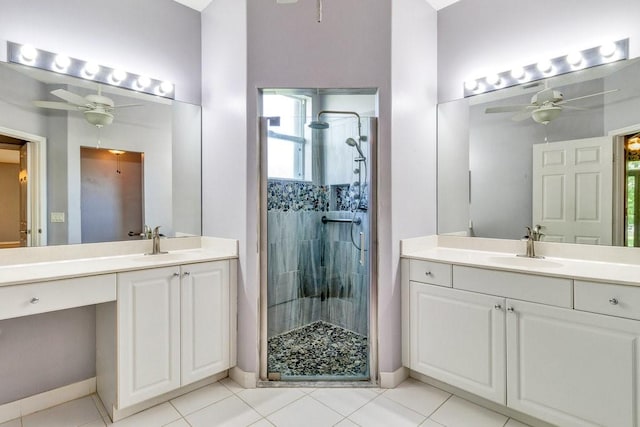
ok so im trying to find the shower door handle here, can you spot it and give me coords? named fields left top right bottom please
left=359, top=232, right=365, bottom=265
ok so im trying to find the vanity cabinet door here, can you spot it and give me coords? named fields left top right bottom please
left=506, top=299, right=640, bottom=427
left=181, top=260, right=230, bottom=385
left=410, top=282, right=506, bottom=404
left=117, top=267, right=181, bottom=408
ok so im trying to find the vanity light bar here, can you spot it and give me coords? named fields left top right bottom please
left=7, top=42, right=175, bottom=99
left=463, top=38, right=629, bottom=97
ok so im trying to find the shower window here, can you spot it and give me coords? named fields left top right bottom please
left=264, top=94, right=311, bottom=180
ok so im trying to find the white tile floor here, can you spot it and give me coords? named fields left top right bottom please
left=1, top=378, right=533, bottom=427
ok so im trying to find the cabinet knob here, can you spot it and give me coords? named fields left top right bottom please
left=507, top=307, right=515, bottom=313
left=494, top=304, right=502, bottom=310
left=173, top=272, right=180, bottom=278
left=183, top=272, right=191, bottom=277
left=609, top=298, right=619, bottom=305
left=30, top=297, right=40, bottom=304
left=425, top=271, right=432, bottom=276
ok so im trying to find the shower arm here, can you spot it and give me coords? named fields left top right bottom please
left=316, top=110, right=362, bottom=137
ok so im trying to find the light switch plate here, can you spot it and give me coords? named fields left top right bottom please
left=51, top=212, right=65, bottom=223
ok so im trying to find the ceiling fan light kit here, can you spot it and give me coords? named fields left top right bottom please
left=7, top=41, right=174, bottom=99
left=464, top=38, right=628, bottom=97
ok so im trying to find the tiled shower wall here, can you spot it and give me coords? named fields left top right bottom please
left=267, top=180, right=369, bottom=337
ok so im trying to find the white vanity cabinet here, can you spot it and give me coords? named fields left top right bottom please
left=97, top=259, right=236, bottom=421
left=409, top=282, right=506, bottom=403
left=506, top=299, right=640, bottom=427
left=116, top=265, right=181, bottom=407
left=403, top=258, right=640, bottom=427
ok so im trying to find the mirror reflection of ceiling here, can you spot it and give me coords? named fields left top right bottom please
left=437, top=57, right=640, bottom=247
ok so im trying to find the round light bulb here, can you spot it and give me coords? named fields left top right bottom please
left=600, top=42, right=617, bottom=58
left=510, top=66, right=525, bottom=80
left=20, top=45, right=38, bottom=62
left=111, top=69, right=127, bottom=83
left=159, top=81, right=174, bottom=94
left=464, top=79, right=479, bottom=91
left=83, top=62, right=100, bottom=78
left=537, top=59, right=553, bottom=73
left=566, top=52, right=583, bottom=66
left=486, top=73, right=501, bottom=86
left=53, top=54, right=71, bottom=70
left=136, top=76, right=151, bottom=89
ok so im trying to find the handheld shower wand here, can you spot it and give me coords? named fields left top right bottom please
left=345, top=137, right=365, bottom=159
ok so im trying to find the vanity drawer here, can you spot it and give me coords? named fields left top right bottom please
left=0, top=274, right=116, bottom=320
left=575, top=280, right=640, bottom=320
left=453, top=266, right=572, bottom=308
left=409, top=259, right=452, bottom=287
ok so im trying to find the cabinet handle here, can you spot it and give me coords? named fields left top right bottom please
left=30, top=297, right=40, bottom=304
left=172, top=272, right=180, bottom=278
left=183, top=272, right=191, bottom=277
left=507, top=307, right=515, bottom=313
left=494, top=304, right=502, bottom=310
left=609, top=298, right=619, bottom=305
left=425, top=271, right=432, bottom=276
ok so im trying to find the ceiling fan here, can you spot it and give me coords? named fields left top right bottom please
left=485, top=86, right=618, bottom=125
left=34, top=87, right=140, bottom=127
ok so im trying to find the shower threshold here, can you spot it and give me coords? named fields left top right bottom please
left=267, top=321, right=369, bottom=381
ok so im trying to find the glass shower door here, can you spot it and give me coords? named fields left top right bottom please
left=261, top=97, right=375, bottom=381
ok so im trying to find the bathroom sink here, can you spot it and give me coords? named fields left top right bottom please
left=130, top=252, right=190, bottom=262
left=487, top=256, right=563, bottom=269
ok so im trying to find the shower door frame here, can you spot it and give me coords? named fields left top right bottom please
left=258, top=115, right=379, bottom=384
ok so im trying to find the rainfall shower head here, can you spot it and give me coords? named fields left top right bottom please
left=345, top=137, right=366, bottom=159
left=308, top=120, right=330, bottom=129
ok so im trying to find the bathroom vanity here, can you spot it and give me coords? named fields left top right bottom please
left=0, top=236, right=238, bottom=423
left=401, top=235, right=640, bottom=427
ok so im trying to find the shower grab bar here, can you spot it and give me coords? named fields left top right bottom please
left=321, top=216, right=361, bottom=225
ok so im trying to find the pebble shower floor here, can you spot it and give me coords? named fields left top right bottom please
left=267, top=321, right=368, bottom=379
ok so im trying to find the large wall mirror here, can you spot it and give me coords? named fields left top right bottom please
left=438, top=56, right=640, bottom=247
left=0, top=61, right=201, bottom=248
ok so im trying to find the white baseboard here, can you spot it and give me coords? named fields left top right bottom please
left=229, top=366, right=257, bottom=389
left=0, top=377, right=96, bottom=424
left=379, top=366, right=409, bottom=388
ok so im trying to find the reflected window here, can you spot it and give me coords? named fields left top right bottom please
left=263, top=94, right=311, bottom=180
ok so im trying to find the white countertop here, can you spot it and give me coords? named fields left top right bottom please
left=0, top=237, right=238, bottom=287
left=402, top=235, right=640, bottom=287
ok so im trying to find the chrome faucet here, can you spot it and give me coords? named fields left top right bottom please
left=146, top=226, right=167, bottom=255
left=519, top=225, right=544, bottom=258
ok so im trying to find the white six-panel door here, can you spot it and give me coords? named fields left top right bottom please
left=532, top=136, right=613, bottom=245
left=506, top=299, right=640, bottom=427
left=181, top=261, right=230, bottom=385
left=117, top=266, right=181, bottom=408
left=410, top=283, right=506, bottom=404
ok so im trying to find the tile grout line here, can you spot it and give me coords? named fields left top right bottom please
left=424, top=393, right=454, bottom=424
left=305, top=389, right=373, bottom=421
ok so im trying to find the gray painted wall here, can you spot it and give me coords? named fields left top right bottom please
left=0, top=0, right=201, bottom=404
left=202, top=0, right=438, bottom=376
left=0, top=0, right=202, bottom=104
left=438, top=0, right=640, bottom=103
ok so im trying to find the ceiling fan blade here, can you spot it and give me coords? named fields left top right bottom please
left=562, top=89, right=619, bottom=103
left=485, top=105, right=530, bottom=113
left=51, top=89, right=90, bottom=106
left=114, top=103, right=144, bottom=109
left=33, top=100, right=80, bottom=111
